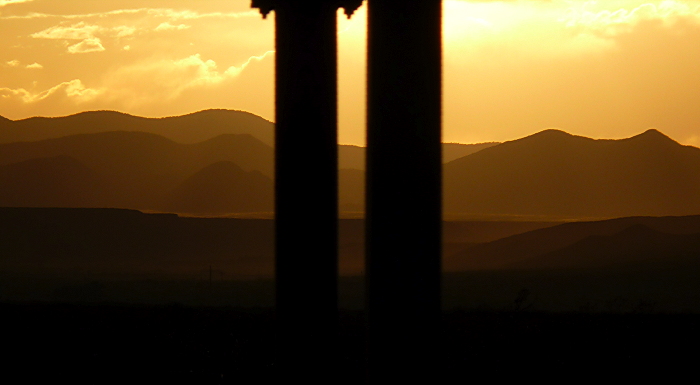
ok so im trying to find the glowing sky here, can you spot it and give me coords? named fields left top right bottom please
left=1, top=0, right=700, bottom=146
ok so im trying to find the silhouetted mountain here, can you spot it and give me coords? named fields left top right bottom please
left=0, top=109, right=274, bottom=145
left=0, top=131, right=273, bottom=210
left=337, top=142, right=499, bottom=171
left=339, top=145, right=365, bottom=170
left=0, top=110, right=495, bottom=167
left=5, top=116, right=697, bottom=218
left=442, top=142, right=499, bottom=163
left=189, top=134, right=274, bottom=176
left=0, top=207, right=560, bottom=280
left=446, top=215, right=700, bottom=271
left=163, top=161, right=273, bottom=215
left=0, top=156, right=107, bottom=208
left=337, top=143, right=498, bottom=212
left=511, top=224, right=700, bottom=270
left=339, top=169, right=365, bottom=212
left=444, top=129, right=700, bottom=218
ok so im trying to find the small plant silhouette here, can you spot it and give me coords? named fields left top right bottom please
left=513, top=288, right=533, bottom=312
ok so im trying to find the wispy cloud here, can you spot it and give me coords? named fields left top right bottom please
left=0, top=79, right=102, bottom=104
left=29, top=21, right=133, bottom=54
left=67, top=38, right=105, bottom=54
left=223, top=50, right=275, bottom=77
left=25, top=62, right=42, bottom=69
left=562, top=1, right=700, bottom=35
left=1, top=8, right=258, bottom=20
left=113, top=25, right=136, bottom=38
left=154, top=22, right=190, bottom=32
left=0, top=0, right=34, bottom=7
left=96, top=51, right=275, bottom=107
left=30, top=21, right=101, bottom=40
left=145, top=9, right=260, bottom=20
left=6, top=59, right=20, bottom=67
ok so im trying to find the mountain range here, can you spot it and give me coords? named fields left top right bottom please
left=1, top=110, right=700, bottom=218
left=0, top=109, right=275, bottom=146
left=445, top=215, right=700, bottom=271
left=444, top=128, right=700, bottom=219
left=0, top=131, right=274, bottom=213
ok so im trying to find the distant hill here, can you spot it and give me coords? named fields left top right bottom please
left=512, top=224, right=700, bottom=270
left=0, top=109, right=491, bottom=170
left=444, top=129, right=700, bottom=218
left=339, top=145, right=366, bottom=171
left=442, top=142, right=499, bottom=163
left=162, top=161, right=273, bottom=215
left=339, top=169, right=365, bottom=212
left=446, top=215, right=700, bottom=271
left=0, top=109, right=275, bottom=146
left=0, top=207, right=276, bottom=277
left=337, top=142, right=499, bottom=211
left=338, top=142, right=499, bottom=171
left=0, top=131, right=273, bottom=210
left=4, top=118, right=699, bottom=218
left=0, top=155, right=107, bottom=208
left=0, top=207, right=557, bottom=278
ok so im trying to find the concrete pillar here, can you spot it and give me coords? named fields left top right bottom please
left=365, top=0, right=443, bottom=382
left=251, top=0, right=361, bottom=381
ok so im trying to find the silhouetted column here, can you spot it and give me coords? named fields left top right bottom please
left=366, top=0, right=443, bottom=382
left=252, top=0, right=361, bottom=381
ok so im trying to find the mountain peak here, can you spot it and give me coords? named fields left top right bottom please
left=626, top=128, right=679, bottom=147
left=506, top=128, right=587, bottom=149
left=632, top=128, right=676, bottom=141
left=537, top=128, right=571, bottom=135
left=521, top=129, right=587, bottom=143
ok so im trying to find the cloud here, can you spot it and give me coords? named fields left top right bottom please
left=1, top=8, right=259, bottom=20
left=154, top=22, right=190, bottom=32
left=561, top=1, right=700, bottom=36
left=96, top=52, right=274, bottom=106
left=30, top=21, right=101, bottom=40
left=0, top=51, right=272, bottom=113
left=145, top=9, right=260, bottom=20
left=224, top=50, right=275, bottom=77
left=67, top=38, right=105, bottom=54
left=25, top=62, right=42, bottom=69
left=29, top=21, right=133, bottom=53
left=0, top=0, right=33, bottom=6
left=113, top=25, right=136, bottom=38
left=6, top=60, right=20, bottom=67
left=0, top=79, right=101, bottom=104
left=0, top=49, right=275, bottom=119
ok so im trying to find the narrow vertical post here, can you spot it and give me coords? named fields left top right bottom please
left=251, top=0, right=361, bottom=380
left=366, top=0, right=443, bottom=382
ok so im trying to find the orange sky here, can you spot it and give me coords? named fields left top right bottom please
left=1, top=0, right=700, bottom=146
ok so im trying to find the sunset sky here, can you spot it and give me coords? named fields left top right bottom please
left=1, top=0, right=700, bottom=146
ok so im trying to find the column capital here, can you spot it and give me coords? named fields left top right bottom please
left=251, top=0, right=363, bottom=18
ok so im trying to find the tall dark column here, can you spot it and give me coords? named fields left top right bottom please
left=366, top=0, right=443, bottom=382
left=251, top=0, right=361, bottom=381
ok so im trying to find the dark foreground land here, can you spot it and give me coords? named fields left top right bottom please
left=3, top=208, right=700, bottom=381
left=3, top=301, right=698, bottom=383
